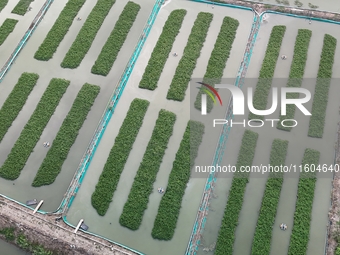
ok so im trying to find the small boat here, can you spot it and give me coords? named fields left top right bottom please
left=26, top=199, right=37, bottom=206
left=80, top=223, right=88, bottom=231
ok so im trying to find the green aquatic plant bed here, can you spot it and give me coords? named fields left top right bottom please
left=61, top=0, right=116, bottom=69
left=194, top=16, right=239, bottom=112
left=11, top=0, right=33, bottom=15
left=277, top=29, right=311, bottom=131
left=0, top=78, right=69, bottom=180
left=152, top=120, right=204, bottom=240
left=248, top=26, right=286, bottom=120
left=166, top=12, right=212, bottom=101
left=288, top=149, right=319, bottom=255
left=0, top=0, right=8, bottom=12
left=91, top=2, right=140, bottom=76
left=138, top=9, right=187, bottom=90
left=34, top=0, right=87, bottom=61
left=119, top=109, right=176, bottom=230
left=215, top=130, right=258, bottom=255
left=251, top=139, right=288, bottom=255
left=308, top=34, right=337, bottom=138
left=32, top=83, right=100, bottom=186
left=91, top=98, right=150, bottom=216
left=0, top=73, right=38, bottom=143
left=0, top=19, right=19, bottom=46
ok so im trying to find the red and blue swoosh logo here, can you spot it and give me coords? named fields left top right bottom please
left=197, top=82, right=223, bottom=106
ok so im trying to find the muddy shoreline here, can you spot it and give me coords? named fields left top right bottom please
left=210, top=0, right=340, bottom=21
left=0, top=197, right=138, bottom=255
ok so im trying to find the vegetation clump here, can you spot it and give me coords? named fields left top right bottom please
left=194, top=16, right=239, bottom=112
left=138, top=9, right=187, bottom=90
left=32, top=83, right=100, bottom=186
left=61, top=0, right=116, bottom=68
left=0, top=78, right=70, bottom=180
left=91, top=2, right=141, bottom=76
left=248, top=26, right=286, bottom=120
left=277, top=29, right=311, bottom=131
left=288, top=149, right=320, bottom=255
left=308, top=34, right=336, bottom=138
left=0, top=19, right=18, bottom=45
left=34, top=0, right=87, bottom=61
left=215, top=130, right=259, bottom=255
left=91, top=98, right=150, bottom=216
left=119, top=109, right=176, bottom=230
left=151, top=120, right=204, bottom=240
left=251, top=139, right=288, bottom=255
left=0, top=72, right=38, bottom=143
left=11, top=0, right=34, bottom=15
left=166, top=12, right=213, bottom=101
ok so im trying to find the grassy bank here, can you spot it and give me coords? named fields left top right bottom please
left=251, top=139, right=288, bottom=255
left=0, top=19, right=18, bottom=46
left=0, top=73, right=38, bottom=143
left=61, top=0, right=116, bottom=69
left=91, top=98, right=150, bottom=216
left=34, top=0, right=87, bottom=61
left=32, top=83, right=100, bottom=186
left=166, top=12, right=212, bottom=101
left=119, top=110, right=176, bottom=230
left=151, top=120, right=204, bottom=240
left=215, top=130, right=258, bottom=255
left=91, top=1, right=140, bottom=76
left=277, top=29, right=312, bottom=131
left=0, top=78, right=69, bottom=180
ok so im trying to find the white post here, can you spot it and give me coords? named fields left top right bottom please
left=74, top=219, right=84, bottom=234
left=33, top=200, right=43, bottom=214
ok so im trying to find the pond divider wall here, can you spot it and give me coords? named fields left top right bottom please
left=185, top=0, right=340, bottom=254
left=56, top=0, right=165, bottom=215
left=185, top=1, right=259, bottom=254
left=0, top=0, right=54, bottom=82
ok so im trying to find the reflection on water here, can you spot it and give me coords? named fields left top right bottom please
left=0, top=239, right=28, bottom=255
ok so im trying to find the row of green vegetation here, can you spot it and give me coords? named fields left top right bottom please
left=277, top=29, right=312, bottom=131
left=151, top=120, right=205, bottom=240
left=11, top=0, right=33, bottom=15
left=138, top=9, right=187, bottom=90
left=288, top=149, right=319, bottom=255
left=0, top=0, right=8, bottom=12
left=91, top=98, right=150, bottom=216
left=32, top=83, right=100, bottom=187
left=308, top=34, right=337, bottom=138
left=194, top=16, right=239, bottom=113
left=119, top=109, right=176, bottom=230
left=0, top=73, right=38, bottom=143
left=215, top=130, right=259, bottom=255
left=91, top=1, right=140, bottom=76
left=0, top=227, right=53, bottom=255
left=248, top=26, right=286, bottom=120
left=166, top=12, right=213, bottom=101
left=34, top=0, right=87, bottom=61
left=0, top=79, right=70, bottom=180
left=61, top=0, right=116, bottom=69
left=0, top=19, right=18, bottom=46
left=251, top=139, right=289, bottom=255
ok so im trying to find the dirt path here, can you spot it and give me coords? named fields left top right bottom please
left=327, top=123, right=340, bottom=255
left=0, top=196, right=138, bottom=255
